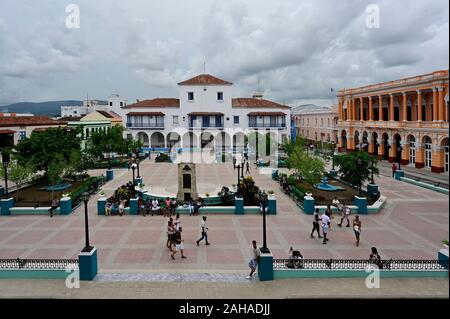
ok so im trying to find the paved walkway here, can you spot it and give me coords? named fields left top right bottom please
left=0, top=161, right=448, bottom=273
left=0, top=277, right=447, bottom=298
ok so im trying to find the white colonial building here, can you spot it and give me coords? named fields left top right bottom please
left=61, top=94, right=127, bottom=118
left=110, top=74, right=291, bottom=156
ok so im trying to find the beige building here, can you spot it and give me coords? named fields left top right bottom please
left=292, top=104, right=338, bottom=145
left=0, top=116, right=67, bottom=148
left=337, top=70, right=449, bottom=173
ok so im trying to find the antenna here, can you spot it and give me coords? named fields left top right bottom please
left=203, top=60, right=206, bottom=75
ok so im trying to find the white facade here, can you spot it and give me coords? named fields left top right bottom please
left=109, top=74, right=291, bottom=152
left=60, top=95, right=127, bottom=118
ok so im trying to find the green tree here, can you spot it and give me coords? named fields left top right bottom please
left=14, top=127, right=81, bottom=176
left=0, top=160, right=34, bottom=201
left=286, top=145, right=325, bottom=185
left=65, top=150, right=83, bottom=181
left=334, top=151, right=379, bottom=186
left=47, top=154, right=66, bottom=201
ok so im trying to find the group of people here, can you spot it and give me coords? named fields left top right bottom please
left=166, top=215, right=211, bottom=261
left=105, top=183, right=135, bottom=216
left=138, top=197, right=178, bottom=217
left=311, top=197, right=362, bottom=246
left=233, top=157, right=251, bottom=174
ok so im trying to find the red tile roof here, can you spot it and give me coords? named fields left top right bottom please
left=178, top=74, right=232, bottom=86
left=125, top=98, right=180, bottom=108
left=232, top=98, right=290, bottom=109
left=247, top=112, right=287, bottom=116
left=0, top=129, right=16, bottom=134
left=0, top=116, right=67, bottom=127
left=126, top=112, right=165, bottom=116
left=96, top=110, right=122, bottom=120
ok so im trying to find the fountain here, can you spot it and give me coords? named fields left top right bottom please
left=314, top=176, right=344, bottom=192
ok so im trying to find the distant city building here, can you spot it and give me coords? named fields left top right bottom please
left=60, top=94, right=127, bottom=118
left=67, top=110, right=123, bottom=149
left=109, top=74, right=291, bottom=152
left=0, top=116, right=67, bottom=148
left=337, top=69, right=449, bottom=173
left=292, top=104, right=338, bottom=145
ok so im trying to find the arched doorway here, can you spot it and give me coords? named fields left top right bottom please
left=408, top=135, right=416, bottom=165
left=444, top=138, right=449, bottom=172
left=182, top=132, right=198, bottom=149
left=362, top=131, right=369, bottom=152
left=341, top=130, right=347, bottom=151
left=167, top=132, right=181, bottom=150
left=382, top=133, right=390, bottom=160
left=151, top=132, right=165, bottom=148
left=354, top=131, right=360, bottom=150
left=200, top=132, right=214, bottom=149
left=393, top=134, right=401, bottom=164
left=372, top=132, right=378, bottom=155
left=424, top=136, right=432, bottom=168
left=136, top=132, right=149, bottom=148
left=233, top=132, right=246, bottom=154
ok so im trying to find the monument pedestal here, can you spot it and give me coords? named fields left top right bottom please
left=258, top=250, right=273, bottom=282
left=176, top=163, right=198, bottom=201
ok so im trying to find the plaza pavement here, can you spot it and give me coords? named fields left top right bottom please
left=0, top=159, right=448, bottom=274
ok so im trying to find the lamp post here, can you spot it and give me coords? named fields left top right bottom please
left=81, top=192, right=93, bottom=252
left=2, top=152, right=10, bottom=197
left=131, top=163, right=137, bottom=185
left=397, top=145, right=403, bottom=171
left=236, top=163, right=241, bottom=195
left=106, top=144, right=112, bottom=170
left=136, top=159, right=140, bottom=178
left=371, top=155, right=375, bottom=184
left=260, top=190, right=269, bottom=253
left=241, top=160, right=244, bottom=178
left=332, top=149, right=338, bottom=170
left=357, top=158, right=363, bottom=197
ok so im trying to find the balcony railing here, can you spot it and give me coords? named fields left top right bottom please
left=189, top=124, right=224, bottom=129
left=273, top=258, right=449, bottom=270
left=249, top=123, right=286, bottom=128
left=126, top=122, right=164, bottom=128
left=0, top=258, right=79, bottom=270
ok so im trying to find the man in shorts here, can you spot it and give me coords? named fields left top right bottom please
left=337, top=202, right=351, bottom=227
left=246, top=240, right=260, bottom=279
left=171, top=227, right=187, bottom=260
left=321, top=211, right=331, bottom=244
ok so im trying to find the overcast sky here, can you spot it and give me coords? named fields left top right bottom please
left=0, top=0, right=448, bottom=107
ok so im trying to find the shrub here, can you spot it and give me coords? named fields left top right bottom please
left=155, top=153, right=172, bottom=163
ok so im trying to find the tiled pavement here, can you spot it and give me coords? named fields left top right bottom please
left=0, top=160, right=448, bottom=273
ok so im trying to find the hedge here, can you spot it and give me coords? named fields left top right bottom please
left=69, top=176, right=105, bottom=206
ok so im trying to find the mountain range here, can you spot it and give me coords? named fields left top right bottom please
left=0, top=100, right=107, bottom=116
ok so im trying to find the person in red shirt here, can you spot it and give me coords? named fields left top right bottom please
left=391, top=163, right=397, bottom=178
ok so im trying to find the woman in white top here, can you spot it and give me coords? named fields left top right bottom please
left=118, top=200, right=125, bottom=216
left=151, top=199, right=160, bottom=215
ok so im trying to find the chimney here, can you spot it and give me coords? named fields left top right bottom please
left=252, top=92, right=263, bottom=100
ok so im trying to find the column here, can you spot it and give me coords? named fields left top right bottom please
left=352, top=98, right=356, bottom=121
left=368, top=136, right=375, bottom=155
left=389, top=94, right=395, bottom=121
left=388, top=138, right=396, bottom=162
left=438, top=87, right=445, bottom=121
left=359, top=97, right=364, bottom=121
left=433, top=88, right=438, bottom=121
left=415, top=142, right=425, bottom=169
left=378, top=95, right=383, bottom=121
left=410, top=94, right=417, bottom=122
left=368, top=96, right=373, bottom=121
left=401, top=141, right=409, bottom=165
left=338, top=98, right=343, bottom=120
left=377, top=139, right=385, bottom=160
left=426, top=94, right=432, bottom=121
left=402, top=93, right=408, bottom=122
left=431, top=144, right=445, bottom=173
left=417, top=90, right=422, bottom=122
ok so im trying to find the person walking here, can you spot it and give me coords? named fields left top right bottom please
left=166, top=218, right=175, bottom=252
left=245, top=160, right=250, bottom=174
left=369, top=247, right=382, bottom=269
left=353, top=215, right=362, bottom=247
left=246, top=240, right=260, bottom=279
left=174, top=213, right=181, bottom=232
left=392, top=163, right=397, bottom=178
left=310, top=208, right=322, bottom=239
left=321, top=211, right=331, bottom=244
left=337, top=202, right=351, bottom=227
left=196, top=216, right=210, bottom=246
left=50, top=198, right=59, bottom=218
left=171, top=227, right=187, bottom=260
left=233, top=157, right=237, bottom=170
left=188, top=199, right=194, bottom=216
left=170, top=198, right=177, bottom=215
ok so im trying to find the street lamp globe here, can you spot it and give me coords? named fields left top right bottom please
left=82, top=192, right=90, bottom=204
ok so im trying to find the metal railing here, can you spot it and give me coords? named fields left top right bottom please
left=126, top=122, right=164, bottom=128
left=249, top=123, right=286, bottom=128
left=0, top=258, right=79, bottom=270
left=273, top=258, right=449, bottom=270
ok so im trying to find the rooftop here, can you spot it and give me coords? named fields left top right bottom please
left=178, top=74, right=232, bottom=86
left=0, top=116, right=67, bottom=127
left=232, top=98, right=289, bottom=109
left=125, top=98, right=180, bottom=108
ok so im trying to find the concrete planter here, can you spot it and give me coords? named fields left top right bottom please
left=78, top=247, right=98, bottom=281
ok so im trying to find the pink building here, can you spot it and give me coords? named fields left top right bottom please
left=293, top=104, right=338, bottom=145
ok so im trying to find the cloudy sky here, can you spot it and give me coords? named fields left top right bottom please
left=0, top=0, right=448, bottom=107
